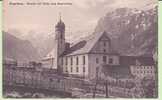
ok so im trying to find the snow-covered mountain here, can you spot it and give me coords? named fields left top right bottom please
left=94, top=6, right=157, bottom=56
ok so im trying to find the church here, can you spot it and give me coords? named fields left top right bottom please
left=42, top=16, right=120, bottom=79
left=42, top=16, right=155, bottom=79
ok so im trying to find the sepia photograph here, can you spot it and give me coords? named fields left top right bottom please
left=2, top=0, right=158, bottom=98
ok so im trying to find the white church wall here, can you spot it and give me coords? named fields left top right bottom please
left=62, top=54, right=89, bottom=77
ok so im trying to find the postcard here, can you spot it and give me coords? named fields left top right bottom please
left=2, top=0, right=159, bottom=98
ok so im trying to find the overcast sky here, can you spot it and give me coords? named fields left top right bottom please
left=3, top=0, right=157, bottom=36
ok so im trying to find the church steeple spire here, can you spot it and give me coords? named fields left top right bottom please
left=55, top=12, right=65, bottom=30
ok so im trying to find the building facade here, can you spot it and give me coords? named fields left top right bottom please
left=60, top=30, right=120, bottom=79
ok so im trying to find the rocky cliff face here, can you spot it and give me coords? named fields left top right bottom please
left=95, top=6, right=157, bottom=56
left=3, top=31, right=40, bottom=62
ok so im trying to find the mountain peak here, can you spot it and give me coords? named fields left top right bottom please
left=94, top=7, right=157, bottom=56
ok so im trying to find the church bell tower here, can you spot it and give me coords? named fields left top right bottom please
left=54, top=13, right=66, bottom=73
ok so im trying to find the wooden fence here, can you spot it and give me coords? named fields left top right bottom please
left=3, top=65, right=142, bottom=98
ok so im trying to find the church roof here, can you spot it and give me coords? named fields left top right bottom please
left=43, top=31, right=118, bottom=60
left=55, top=13, right=65, bottom=29
left=55, top=19, right=65, bottom=28
left=62, top=31, right=118, bottom=56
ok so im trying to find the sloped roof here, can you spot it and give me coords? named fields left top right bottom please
left=120, top=56, right=155, bottom=66
left=43, top=31, right=118, bottom=60
left=55, top=19, right=65, bottom=29
left=63, top=31, right=117, bottom=56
